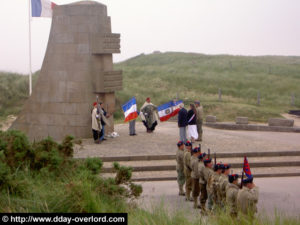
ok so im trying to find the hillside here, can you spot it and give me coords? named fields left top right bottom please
left=1, top=52, right=300, bottom=124
left=114, top=52, right=300, bottom=122
left=0, top=71, right=38, bottom=121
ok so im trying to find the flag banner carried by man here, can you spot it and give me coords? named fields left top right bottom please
left=122, top=97, right=138, bottom=122
left=157, top=100, right=183, bottom=122
left=31, top=0, right=56, bottom=17
left=243, top=156, right=252, bottom=178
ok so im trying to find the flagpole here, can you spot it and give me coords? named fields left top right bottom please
left=28, top=0, right=32, bottom=96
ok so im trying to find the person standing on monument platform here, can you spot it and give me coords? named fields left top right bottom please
left=140, top=97, right=158, bottom=133
left=187, top=104, right=198, bottom=143
left=176, top=141, right=186, bottom=196
left=129, top=114, right=138, bottom=136
left=98, top=102, right=110, bottom=141
left=178, top=103, right=188, bottom=143
left=92, top=102, right=102, bottom=144
left=195, top=101, right=204, bottom=141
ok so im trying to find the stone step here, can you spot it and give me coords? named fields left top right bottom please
left=102, top=167, right=300, bottom=181
left=80, top=150, right=300, bottom=162
left=131, top=173, right=300, bottom=182
left=101, top=160, right=300, bottom=173
left=103, top=156, right=300, bottom=168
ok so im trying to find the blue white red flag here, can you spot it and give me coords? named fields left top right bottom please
left=122, top=97, right=138, bottom=122
left=157, top=100, right=183, bottom=122
left=31, top=0, right=56, bottom=17
left=243, top=156, right=252, bottom=178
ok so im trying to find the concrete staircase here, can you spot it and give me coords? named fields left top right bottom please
left=81, top=151, right=300, bottom=181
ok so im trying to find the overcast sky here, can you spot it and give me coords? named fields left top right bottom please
left=0, top=0, right=300, bottom=74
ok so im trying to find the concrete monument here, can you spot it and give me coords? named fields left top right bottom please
left=11, top=1, right=122, bottom=141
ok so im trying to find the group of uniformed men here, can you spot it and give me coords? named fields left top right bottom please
left=176, top=141, right=259, bottom=219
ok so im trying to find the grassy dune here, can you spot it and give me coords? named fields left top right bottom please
left=1, top=53, right=300, bottom=123
left=114, top=52, right=300, bottom=122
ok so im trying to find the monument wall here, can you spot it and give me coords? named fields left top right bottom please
left=11, top=1, right=122, bottom=141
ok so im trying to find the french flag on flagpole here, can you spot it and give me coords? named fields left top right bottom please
left=243, top=156, right=252, bottom=178
left=157, top=100, right=183, bottom=122
left=122, top=97, right=138, bottom=122
left=31, top=0, right=56, bottom=17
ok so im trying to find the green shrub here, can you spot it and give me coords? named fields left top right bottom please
left=0, top=130, right=142, bottom=213
left=0, top=130, right=33, bottom=170
left=0, top=160, right=11, bottom=186
left=32, top=136, right=60, bottom=170
left=113, top=162, right=132, bottom=185
left=129, top=183, right=143, bottom=198
left=59, top=135, right=74, bottom=158
left=84, top=158, right=103, bottom=174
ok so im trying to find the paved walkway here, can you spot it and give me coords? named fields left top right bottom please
left=74, top=122, right=300, bottom=158
left=137, top=177, right=300, bottom=217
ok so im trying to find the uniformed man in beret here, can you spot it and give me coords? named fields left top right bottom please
left=199, top=157, right=213, bottom=213
left=226, top=174, right=239, bottom=218
left=207, top=163, right=223, bottom=210
left=219, top=164, right=231, bottom=207
left=237, top=176, right=259, bottom=219
left=183, top=141, right=193, bottom=201
left=176, top=141, right=186, bottom=196
left=191, top=146, right=202, bottom=208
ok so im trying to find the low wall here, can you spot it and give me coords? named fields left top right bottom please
left=204, top=122, right=300, bottom=133
left=268, top=118, right=294, bottom=127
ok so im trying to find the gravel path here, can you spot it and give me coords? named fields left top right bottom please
left=74, top=122, right=300, bottom=158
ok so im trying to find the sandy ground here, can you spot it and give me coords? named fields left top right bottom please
left=0, top=115, right=16, bottom=131
left=74, top=121, right=300, bottom=158
left=137, top=177, right=300, bottom=217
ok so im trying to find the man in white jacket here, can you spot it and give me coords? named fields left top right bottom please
left=92, top=102, right=102, bottom=144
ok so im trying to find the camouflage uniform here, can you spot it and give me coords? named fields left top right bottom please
left=176, top=148, right=185, bottom=195
left=191, top=155, right=200, bottom=208
left=199, top=165, right=213, bottom=211
left=237, top=186, right=259, bottom=218
left=207, top=172, right=221, bottom=210
left=183, top=150, right=192, bottom=200
left=226, top=183, right=239, bottom=217
left=218, top=173, right=229, bottom=207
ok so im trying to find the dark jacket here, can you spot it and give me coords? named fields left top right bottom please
left=101, top=108, right=107, bottom=126
left=178, top=108, right=188, bottom=127
left=187, top=109, right=197, bottom=125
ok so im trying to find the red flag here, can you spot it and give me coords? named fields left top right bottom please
left=243, top=156, right=252, bottom=178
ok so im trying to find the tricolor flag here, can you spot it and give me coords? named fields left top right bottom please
left=122, top=97, right=138, bottom=122
left=31, top=0, right=56, bottom=17
left=157, top=100, right=183, bottom=122
left=243, top=156, right=252, bottom=178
